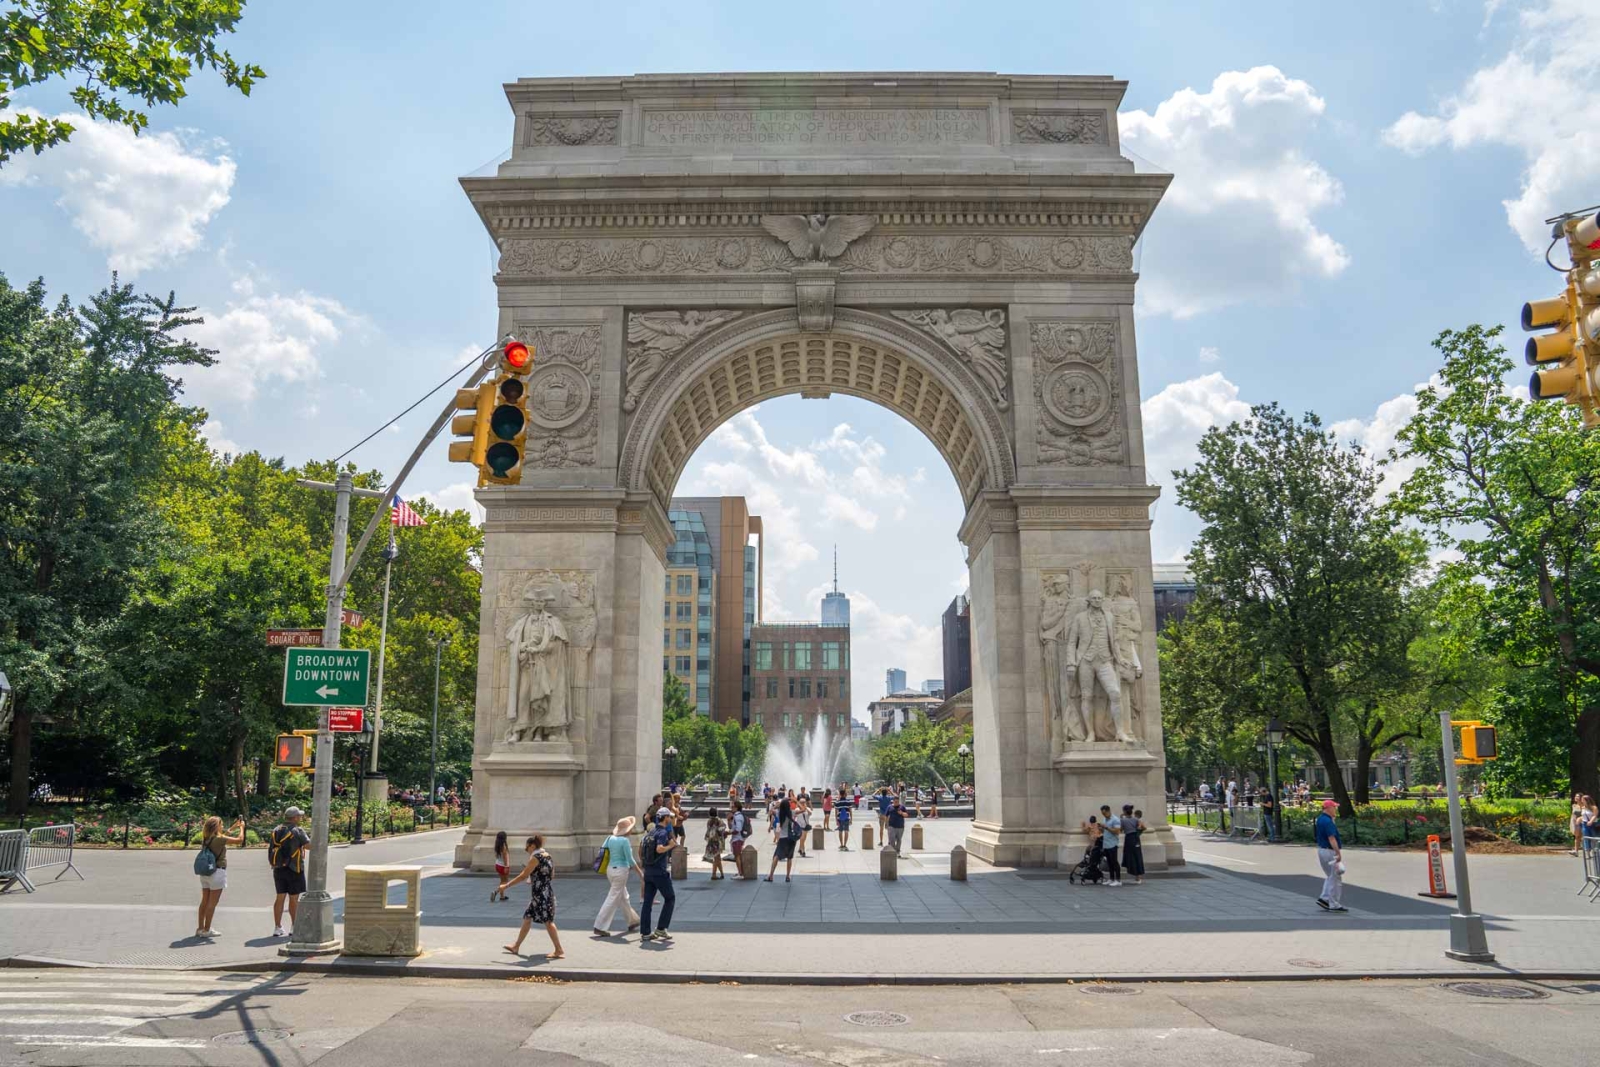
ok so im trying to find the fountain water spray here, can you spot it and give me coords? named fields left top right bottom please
left=761, top=717, right=861, bottom=793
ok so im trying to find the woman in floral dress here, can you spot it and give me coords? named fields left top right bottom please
left=703, top=808, right=726, bottom=880
left=498, top=834, right=565, bottom=959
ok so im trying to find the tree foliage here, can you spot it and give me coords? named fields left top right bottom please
left=0, top=0, right=264, bottom=164
left=661, top=676, right=766, bottom=787
left=1390, top=324, right=1600, bottom=799
left=1171, top=403, right=1424, bottom=815
left=869, top=715, right=970, bottom=788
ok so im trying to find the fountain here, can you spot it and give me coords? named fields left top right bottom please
left=761, top=717, right=862, bottom=794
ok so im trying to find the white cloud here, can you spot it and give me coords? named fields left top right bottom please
left=1140, top=373, right=1254, bottom=487
left=1119, top=66, right=1349, bottom=318
left=184, top=283, right=359, bottom=404
left=200, top=418, right=240, bottom=457
left=415, top=482, right=485, bottom=524
left=1198, top=346, right=1221, bottom=364
left=1384, top=0, right=1600, bottom=253
left=0, top=110, right=234, bottom=273
left=1331, top=375, right=1450, bottom=498
left=830, top=588, right=943, bottom=711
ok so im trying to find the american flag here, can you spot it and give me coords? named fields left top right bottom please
left=391, top=495, right=427, bottom=527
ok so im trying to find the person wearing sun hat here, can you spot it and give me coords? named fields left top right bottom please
left=593, top=815, right=642, bottom=936
left=1314, top=798, right=1347, bottom=912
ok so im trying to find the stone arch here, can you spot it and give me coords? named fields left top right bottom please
left=619, top=308, right=1016, bottom=507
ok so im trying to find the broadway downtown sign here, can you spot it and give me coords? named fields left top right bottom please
left=282, top=647, right=371, bottom=707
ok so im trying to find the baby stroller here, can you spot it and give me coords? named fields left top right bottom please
left=1069, top=840, right=1106, bottom=885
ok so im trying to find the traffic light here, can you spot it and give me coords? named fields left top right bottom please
left=1524, top=210, right=1600, bottom=428
left=274, top=733, right=311, bottom=770
left=447, top=383, right=494, bottom=470
left=445, top=339, right=533, bottom=486
left=1453, top=720, right=1498, bottom=763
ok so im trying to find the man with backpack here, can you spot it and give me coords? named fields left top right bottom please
left=268, top=807, right=311, bottom=937
left=728, top=801, right=750, bottom=868
left=638, top=809, right=678, bottom=943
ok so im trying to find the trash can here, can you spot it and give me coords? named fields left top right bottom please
left=342, top=865, right=422, bottom=957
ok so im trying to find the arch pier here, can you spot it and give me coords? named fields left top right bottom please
left=453, top=72, right=1182, bottom=872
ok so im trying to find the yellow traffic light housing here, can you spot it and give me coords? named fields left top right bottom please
left=446, top=384, right=494, bottom=469
left=274, top=733, right=311, bottom=770
left=483, top=373, right=527, bottom=484
left=1525, top=210, right=1600, bottom=427
left=445, top=339, right=535, bottom=486
left=1451, top=720, right=1498, bottom=764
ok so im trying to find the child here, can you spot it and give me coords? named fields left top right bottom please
left=491, top=830, right=511, bottom=902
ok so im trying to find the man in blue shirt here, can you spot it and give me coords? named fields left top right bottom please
left=1098, top=804, right=1122, bottom=886
left=639, top=810, right=678, bottom=942
left=1314, top=799, right=1347, bottom=912
left=835, top=797, right=852, bottom=850
left=887, top=798, right=908, bottom=855
left=877, top=788, right=894, bottom=837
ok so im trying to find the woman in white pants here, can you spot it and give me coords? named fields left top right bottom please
left=593, top=816, right=642, bottom=936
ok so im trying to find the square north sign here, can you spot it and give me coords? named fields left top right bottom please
left=282, top=647, right=371, bottom=707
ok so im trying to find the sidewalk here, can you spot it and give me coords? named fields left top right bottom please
left=4, top=822, right=1598, bottom=982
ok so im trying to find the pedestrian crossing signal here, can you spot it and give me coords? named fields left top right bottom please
left=1452, top=720, right=1498, bottom=764
left=275, top=733, right=311, bottom=770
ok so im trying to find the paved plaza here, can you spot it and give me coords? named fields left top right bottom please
left=4, top=820, right=1598, bottom=981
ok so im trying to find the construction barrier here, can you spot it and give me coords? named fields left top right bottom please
left=342, top=865, right=422, bottom=957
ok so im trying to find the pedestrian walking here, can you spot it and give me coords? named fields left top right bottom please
left=1121, top=805, right=1146, bottom=885
left=795, top=794, right=811, bottom=858
left=766, top=798, right=799, bottom=882
left=822, top=788, right=834, bottom=830
left=639, top=809, right=678, bottom=943
left=593, top=816, right=642, bottom=936
left=499, top=834, right=565, bottom=958
left=704, top=807, right=727, bottom=879
left=877, top=788, right=893, bottom=836
left=193, top=815, right=243, bottom=938
left=887, top=796, right=908, bottom=855
left=836, top=795, right=852, bottom=849
left=1314, top=799, right=1347, bottom=912
left=267, top=807, right=311, bottom=937
left=491, top=830, right=511, bottom=902
left=1097, top=804, right=1122, bottom=886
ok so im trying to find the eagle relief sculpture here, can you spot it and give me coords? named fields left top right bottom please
left=624, top=310, right=742, bottom=413
left=760, top=214, right=876, bottom=262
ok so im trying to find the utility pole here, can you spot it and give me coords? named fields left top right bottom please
left=1439, top=709, right=1493, bottom=962
left=428, top=634, right=449, bottom=804
left=278, top=336, right=509, bottom=956
left=370, top=528, right=398, bottom=774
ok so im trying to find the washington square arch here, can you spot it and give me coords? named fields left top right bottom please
left=451, top=72, right=1184, bottom=872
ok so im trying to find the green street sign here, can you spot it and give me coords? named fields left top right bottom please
left=282, top=647, right=371, bottom=707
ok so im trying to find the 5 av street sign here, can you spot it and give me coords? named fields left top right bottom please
left=282, top=648, right=371, bottom=707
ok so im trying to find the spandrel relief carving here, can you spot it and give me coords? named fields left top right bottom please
left=1041, top=563, right=1145, bottom=750
left=890, top=309, right=1009, bottom=410
left=624, top=311, right=743, bottom=413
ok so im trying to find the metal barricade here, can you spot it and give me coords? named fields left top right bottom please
left=25, top=823, right=83, bottom=885
left=0, top=829, right=28, bottom=893
left=1581, top=840, right=1600, bottom=903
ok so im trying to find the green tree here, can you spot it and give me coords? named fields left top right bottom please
left=869, top=716, right=968, bottom=788
left=0, top=273, right=212, bottom=813
left=1390, top=324, right=1600, bottom=799
left=1173, top=403, right=1423, bottom=816
left=1, top=0, right=264, bottom=164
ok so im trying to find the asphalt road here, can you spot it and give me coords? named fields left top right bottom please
left=0, top=968, right=1593, bottom=1066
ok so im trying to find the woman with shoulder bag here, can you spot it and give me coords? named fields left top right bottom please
left=592, top=816, right=642, bottom=936
left=194, top=815, right=244, bottom=939
left=765, top=798, right=799, bottom=882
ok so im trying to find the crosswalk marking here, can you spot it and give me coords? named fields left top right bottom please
left=0, top=971, right=277, bottom=1053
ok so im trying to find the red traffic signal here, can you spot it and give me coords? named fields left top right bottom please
left=503, top=340, right=532, bottom=371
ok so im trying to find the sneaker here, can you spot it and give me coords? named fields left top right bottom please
left=1107, top=880, right=1121, bottom=887
left=1330, top=905, right=1349, bottom=912
left=592, top=928, right=609, bottom=936
left=1316, top=898, right=1331, bottom=911
left=273, top=925, right=286, bottom=937
left=656, top=929, right=674, bottom=941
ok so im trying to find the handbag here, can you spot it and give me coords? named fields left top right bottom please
left=592, top=839, right=610, bottom=874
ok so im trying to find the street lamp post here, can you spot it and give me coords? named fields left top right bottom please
left=957, top=743, right=971, bottom=793
left=428, top=634, right=449, bottom=806
left=1266, top=717, right=1285, bottom=841
left=664, top=745, right=679, bottom=789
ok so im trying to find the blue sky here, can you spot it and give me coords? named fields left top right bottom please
left=3, top=0, right=1591, bottom=717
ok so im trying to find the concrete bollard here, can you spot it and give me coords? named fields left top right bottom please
left=738, top=845, right=758, bottom=880
left=861, top=824, right=874, bottom=850
left=879, top=845, right=897, bottom=881
left=670, top=844, right=687, bottom=880
left=911, top=824, right=924, bottom=851
left=812, top=825, right=825, bottom=850
left=949, top=844, right=967, bottom=881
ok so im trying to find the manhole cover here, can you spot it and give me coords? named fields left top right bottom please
left=1440, top=982, right=1549, bottom=1000
left=213, top=1028, right=294, bottom=1046
left=1082, top=985, right=1140, bottom=995
left=1288, top=958, right=1336, bottom=969
left=844, top=1011, right=909, bottom=1027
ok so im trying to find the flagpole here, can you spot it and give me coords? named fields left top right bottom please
left=369, top=519, right=397, bottom=775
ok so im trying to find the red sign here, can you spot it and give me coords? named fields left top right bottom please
left=341, top=608, right=365, bottom=629
left=267, top=628, right=324, bottom=647
left=328, top=706, right=365, bottom=733
left=1422, top=834, right=1452, bottom=897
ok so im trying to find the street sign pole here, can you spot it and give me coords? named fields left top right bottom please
left=1439, top=709, right=1493, bottom=962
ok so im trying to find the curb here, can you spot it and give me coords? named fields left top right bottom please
left=7, top=954, right=1597, bottom=985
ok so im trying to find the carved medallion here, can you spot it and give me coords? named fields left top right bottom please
left=515, top=324, right=601, bottom=470
left=526, top=363, right=592, bottom=430
left=1042, top=365, right=1111, bottom=427
left=1032, top=321, right=1124, bottom=467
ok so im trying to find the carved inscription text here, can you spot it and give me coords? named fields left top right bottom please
left=641, top=108, right=989, bottom=148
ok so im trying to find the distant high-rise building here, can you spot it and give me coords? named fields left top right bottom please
left=885, top=668, right=907, bottom=696
left=667, top=497, right=763, bottom=723
left=942, top=594, right=972, bottom=696
left=1152, top=564, right=1197, bottom=631
left=923, top=679, right=944, bottom=699
left=820, top=545, right=850, bottom=626
left=747, top=620, right=850, bottom=735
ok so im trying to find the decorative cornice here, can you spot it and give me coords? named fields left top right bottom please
left=482, top=201, right=1151, bottom=235
left=616, top=495, right=675, bottom=563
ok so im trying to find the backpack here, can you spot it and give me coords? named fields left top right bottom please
left=640, top=829, right=661, bottom=864
left=193, top=840, right=217, bottom=876
left=268, top=826, right=301, bottom=870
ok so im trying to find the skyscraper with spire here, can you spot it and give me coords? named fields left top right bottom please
left=820, top=545, right=850, bottom=627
